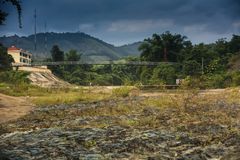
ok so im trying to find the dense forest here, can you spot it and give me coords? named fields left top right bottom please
left=1, top=31, right=240, bottom=88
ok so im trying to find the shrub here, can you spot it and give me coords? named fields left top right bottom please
left=180, top=76, right=206, bottom=89
left=230, top=71, right=240, bottom=87
left=112, top=86, right=132, bottom=97
left=151, top=63, right=176, bottom=85
left=183, top=60, right=201, bottom=76
left=0, top=71, right=30, bottom=84
left=134, top=81, right=143, bottom=89
left=204, top=74, right=226, bottom=88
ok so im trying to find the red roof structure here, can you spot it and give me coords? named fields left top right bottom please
left=8, top=46, right=21, bottom=51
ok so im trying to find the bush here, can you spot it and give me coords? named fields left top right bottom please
left=112, top=87, right=132, bottom=97
left=230, top=71, right=240, bottom=87
left=180, top=76, right=207, bottom=89
left=151, top=63, right=176, bottom=85
left=183, top=60, right=201, bottom=76
left=0, top=71, right=30, bottom=84
left=91, top=74, right=113, bottom=86
left=204, top=74, right=227, bottom=88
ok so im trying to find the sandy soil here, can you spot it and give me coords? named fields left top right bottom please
left=0, top=94, right=33, bottom=124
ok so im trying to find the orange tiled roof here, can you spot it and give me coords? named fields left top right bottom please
left=8, top=46, right=21, bottom=51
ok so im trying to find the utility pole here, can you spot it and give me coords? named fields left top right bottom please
left=34, top=9, right=37, bottom=51
left=201, top=57, right=204, bottom=75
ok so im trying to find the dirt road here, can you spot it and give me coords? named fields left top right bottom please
left=0, top=93, right=33, bottom=123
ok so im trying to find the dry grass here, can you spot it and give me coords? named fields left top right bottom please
left=31, top=89, right=111, bottom=106
left=140, top=88, right=240, bottom=130
left=112, top=86, right=135, bottom=97
left=2, top=87, right=240, bottom=140
left=32, top=86, right=139, bottom=106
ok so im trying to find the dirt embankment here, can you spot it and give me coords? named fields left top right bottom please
left=0, top=93, right=33, bottom=123
left=28, top=72, right=71, bottom=88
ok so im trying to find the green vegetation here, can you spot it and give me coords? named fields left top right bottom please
left=0, top=70, right=30, bottom=84
left=51, top=45, right=64, bottom=62
left=112, top=86, right=133, bottom=97
left=0, top=71, right=38, bottom=96
left=0, top=32, right=133, bottom=59
left=43, top=32, right=240, bottom=89
left=1, top=32, right=240, bottom=89
left=0, top=44, right=14, bottom=71
left=0, top=70, right=111, bottom=105
left=31, top=88, right=111, bottom=106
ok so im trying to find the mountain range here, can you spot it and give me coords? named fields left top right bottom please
left=0, top=32, right=142, bottom=60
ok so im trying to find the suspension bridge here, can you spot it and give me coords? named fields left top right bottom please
left=12, top=61, right=178, bottom=67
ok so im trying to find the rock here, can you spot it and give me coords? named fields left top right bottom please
left=1, top=97, right=240, bottom=159
left=79, top=154, right=104, bottom=160
left=142, top=107, right=160, bottom=116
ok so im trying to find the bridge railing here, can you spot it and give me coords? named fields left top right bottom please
left=12, top=61, right=178, bottom=67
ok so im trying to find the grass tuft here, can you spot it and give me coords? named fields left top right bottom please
left=112, top=86, right=133, bottom=97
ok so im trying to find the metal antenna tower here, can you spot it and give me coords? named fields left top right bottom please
left=44, top=22, right=47, bottom=55
left=34, top=9, right=37, bottom=51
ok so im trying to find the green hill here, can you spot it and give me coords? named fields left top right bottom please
left=0, top=32, right=141, bottom=61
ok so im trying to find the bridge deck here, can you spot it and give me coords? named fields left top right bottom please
left=12, top=61, right=178, bottom=67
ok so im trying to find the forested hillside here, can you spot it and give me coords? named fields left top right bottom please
left=0, top=32, right=141, bottom=60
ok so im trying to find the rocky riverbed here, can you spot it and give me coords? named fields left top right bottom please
left=1, top=95, right=240, bottom=159
left=1, top=126, right=240, bottom=159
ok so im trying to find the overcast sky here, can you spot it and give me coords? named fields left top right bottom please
left=0, top=0, right=240, bottom=46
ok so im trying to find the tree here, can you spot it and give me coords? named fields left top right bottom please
left=229, top=35, right=240, bottom=53
left=65, top=49, right=81, bottom=72
left=183, top=60, right=201, bottom=76
left=161, top=31, right=187, bottom=62
left=212, top=38, right=230, bottom=68
left=214, top=38, right=229, bottom=57
left=0, top=0, right=22, bottom=28
left=0, top=43, right=14, bottom=71
left=139, top=41, right=155, bottom=61
left=151, top=63, right=176, bottom=84
left=182, top=43, right=219, bottom=72
left=139, top=31, right=189, bottom=62
left=51, top=45, right=64, bottom=62
left=49, top=45, right=64, bottom=77
left=65, top=49, right=81, bottom=61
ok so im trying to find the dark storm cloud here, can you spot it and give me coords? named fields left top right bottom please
left=0, top=0, right=240, bottom=45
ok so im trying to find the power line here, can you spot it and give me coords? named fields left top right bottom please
left=34, top=9, right=37, bottom=51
